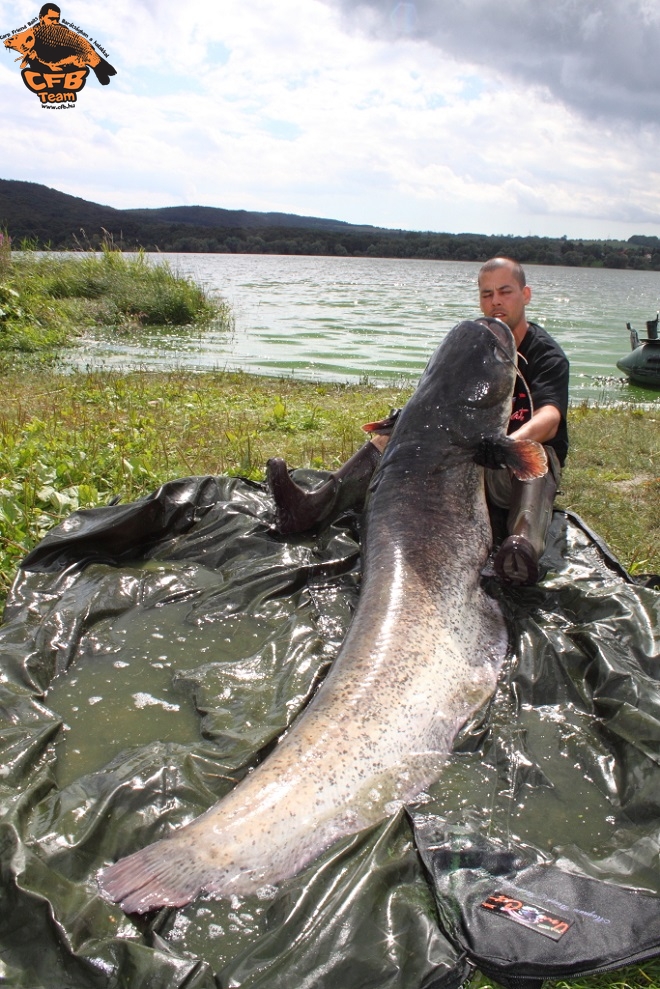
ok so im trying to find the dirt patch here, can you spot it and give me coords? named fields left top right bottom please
left=609, top=475, right=659, bottom=491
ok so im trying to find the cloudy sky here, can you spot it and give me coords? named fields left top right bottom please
left=1, top=0, right=659, bottom=239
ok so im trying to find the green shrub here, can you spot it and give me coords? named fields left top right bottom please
left=0, top=244, right=227, bottom=358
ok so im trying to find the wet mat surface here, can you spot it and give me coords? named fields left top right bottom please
left=1, top=474, right=659, bottom=988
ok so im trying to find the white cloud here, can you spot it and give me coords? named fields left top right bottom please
left=1, top=0, right=659, bottom=238
left=327, top=0, right=660, bottom=126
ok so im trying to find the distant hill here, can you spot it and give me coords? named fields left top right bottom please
left=0, top=179, right=133, bottom=245
left=125, top=204, right=383, bottom=234
left=0, top=179, right=387, bottom=249
left=1, top=178, right=659, bottom=270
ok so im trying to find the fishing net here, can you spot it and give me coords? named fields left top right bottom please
left=1, top=472, right=659, bottom=988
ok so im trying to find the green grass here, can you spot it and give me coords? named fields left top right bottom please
left=0, top=369, right=409, bottom=599
left=470, top=961, right=660, bottom=989
left=1, top=368, right=659, bottom=602
left=0, top=241, right=226, bottom=363
left=559, top=404, right=660, bottom=576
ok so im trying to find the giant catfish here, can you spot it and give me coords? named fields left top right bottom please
left=99, top=317, right=547, bottom=913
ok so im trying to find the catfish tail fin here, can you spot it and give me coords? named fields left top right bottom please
left=99, top=838, right=210, bottom=914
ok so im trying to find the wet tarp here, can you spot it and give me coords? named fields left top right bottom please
left=0, top=473, right=659, bottom=989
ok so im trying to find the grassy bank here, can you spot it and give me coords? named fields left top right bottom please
left=2, top=367, right=659, bottom=601
left=0, top=241, right=226, bottom=365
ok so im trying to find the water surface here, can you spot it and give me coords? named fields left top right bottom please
left=64, top=255, right=660, bottom=405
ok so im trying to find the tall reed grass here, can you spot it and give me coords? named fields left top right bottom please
left=0, top=231, right=10, bottom=281
left=0, top=241, right=226, bottom=360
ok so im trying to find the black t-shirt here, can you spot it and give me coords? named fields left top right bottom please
left=508, top=322, right=569, bottom=466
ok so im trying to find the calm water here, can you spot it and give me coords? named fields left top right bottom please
left=66, top=255, right=660, bottom=405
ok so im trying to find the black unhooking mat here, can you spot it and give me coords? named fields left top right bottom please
left=1, top=472, right=659, bottom=989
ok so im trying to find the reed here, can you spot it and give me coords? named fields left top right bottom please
left=0, top=230, right=10, bottom=281
left=0, top=241, right=227, bottom=361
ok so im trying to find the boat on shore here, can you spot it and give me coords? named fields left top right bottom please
left=617, top=312, right=660, bottom=388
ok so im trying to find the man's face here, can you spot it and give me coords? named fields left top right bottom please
left=40, top=8, right=60, bottom=25
left=478, top=266, right=531, bottom=335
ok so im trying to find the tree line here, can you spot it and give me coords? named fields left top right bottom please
left=16, top=225, right=660, bottom=271
left=151, top=228, right=660, bottom=269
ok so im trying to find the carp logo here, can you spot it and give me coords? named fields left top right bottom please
left=2, top=3, right=116, bottom=108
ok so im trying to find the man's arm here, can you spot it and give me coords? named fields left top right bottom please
left=511, top=404, right=561, bottom=445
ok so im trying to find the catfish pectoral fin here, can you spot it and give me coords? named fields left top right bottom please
left=99, top=839, right=209, bottom=914
left=507, top=438, right=548, bottom=480
left=361, top=408, right=402, bottom=435
left=475, top=436, right=547, bottom=480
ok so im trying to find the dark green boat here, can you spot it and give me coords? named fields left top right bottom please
left=617, top=312, right=660, bottom=387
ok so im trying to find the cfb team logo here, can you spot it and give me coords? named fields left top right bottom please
left=2, top=3, right=116, bottom=108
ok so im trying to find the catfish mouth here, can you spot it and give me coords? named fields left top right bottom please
left=473, top=316, right=536, bottom=414
left=474, top=317, right=516, bottom=362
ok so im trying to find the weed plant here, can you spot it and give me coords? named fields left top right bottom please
left=0, top=230, right=10, bottom=281
left=0, top=242, right=226, bottom=361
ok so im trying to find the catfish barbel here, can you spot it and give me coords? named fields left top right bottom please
left=99, top=318, right=546, bottom=913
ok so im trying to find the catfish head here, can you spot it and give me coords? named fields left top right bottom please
left=378, top=318, right=546, bottom=482
left=415, top=316, right=518, bottom=436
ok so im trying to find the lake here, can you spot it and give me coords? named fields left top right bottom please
left=65, top=254, right=660, bottom=405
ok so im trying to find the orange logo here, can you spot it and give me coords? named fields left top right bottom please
left=2, top=3, right=116, bottom=108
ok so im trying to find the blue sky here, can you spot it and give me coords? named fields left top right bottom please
left=1, top=0, right=659, bottom=240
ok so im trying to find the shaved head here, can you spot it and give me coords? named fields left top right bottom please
left=478, top=257, right=526, bottom=289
